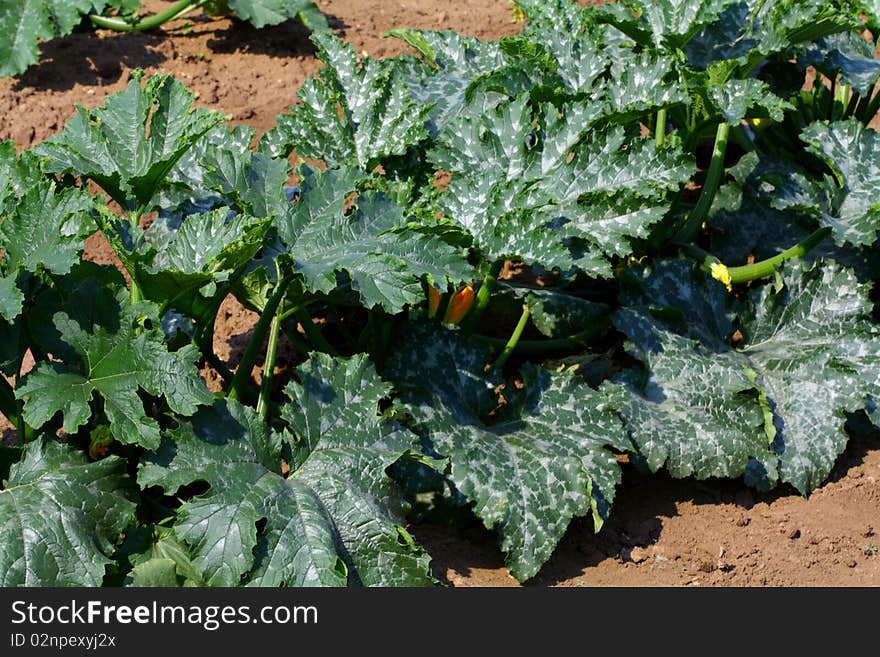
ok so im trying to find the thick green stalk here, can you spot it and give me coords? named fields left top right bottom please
left=845, top=89, right=862, bottom=120
left=256, top=314, right=282, bottom=419
left=475, top=326, right=605, bottom=358
left=460, top=260, right=503, bottom=335
left=492, top=305, right=531, bottom=371
left=674, top=122, right=730, bottom=244
left=655, top=108, right=667, bottom=147
left=726, top=227, right=832, bottom=283
left=228, top=277, right=290, bottom=402
left=89, top=0, right=201, bottom=32
left=678, top=226, right=832, bottom=285
left=834, top=83, right=851, bottom=121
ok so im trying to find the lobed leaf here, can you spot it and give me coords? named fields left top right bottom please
left=387, top=323, right=628, bottom=581
left=34, top=72, right=225, bottom=212
left=261, top=33, right=429, bottom=168
left=16, top=288, right=212, bottom=448
left=611, top=259, right=880, bottom=494
left=139, top=357, right=434, bottom=587
left=0, top=439, right=135, bottom=586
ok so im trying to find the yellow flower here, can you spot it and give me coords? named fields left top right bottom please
left=710, top=262, right=733, bottom=292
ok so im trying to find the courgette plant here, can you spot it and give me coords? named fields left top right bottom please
left=1, top=0, right=879, bottom=586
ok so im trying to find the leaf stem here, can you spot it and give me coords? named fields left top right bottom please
left=678, top=226, right=832, bottom=284
left=256, top=314, right=282, bottom=419
left=492, top=305, right=531, bottom=371
left=674, top=121, right=730, bottom=243
left=228, top=276, right=291, bottom=402
left=460, top=259, right=503, bottom=335
left=474, top=326, right=605, bottom=357
left=655, top=107, right=667, bottom=147
left=725, top=227, right=832, bottom=283
left=89, top=0, right=203, bottom=32
left=834, top=82, right=851, bottom=121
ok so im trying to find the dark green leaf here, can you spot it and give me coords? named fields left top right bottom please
left=611, top=259, right=880, bottom=494
left=387, top=323, right=628, bottom=581
left=139, top=358, right=434, bottom=587
left=0, top=439, right=135, bottom=586
left=227, top=0, right=328, bottom=30
left=34, top=73, right=224, bottom=212
left=276, top=167, right=472, bottom=312
left=16, top=290, right=212, bottom=448
left=260, top=33, right=429, bottom=168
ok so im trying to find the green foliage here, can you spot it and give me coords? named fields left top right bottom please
left=0, top=439, right=135, bottom=586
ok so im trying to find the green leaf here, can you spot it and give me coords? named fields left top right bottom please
left=387, top=323, right=628, bottom=581
left=636, top=0, right=741, bottom=50
left=16, top=289, right=212, bottom=448
left=798, top=120, right=880, bottom=247
left=522, top=289, right=610, bottom=339
left=139, top=207, right=270, bottom=312
left=611, top=259, right=880, bottom=494
left=227, top=0, right=328, bottom=30
left=139, top=358, right=435, bottom=587
left=168, top=124, right=291, bottom=219
left=118, top=526, right=204, bottom=587
left=34, top=73, right=225, bottom=212
left=0, top=438, right=135, bottom=586
left=754, top=0, right=860, bottom=53
left=684, top=0, right=860, bottom=69
left=0, top=1, right=127, bottom=77
left=707, top=160, right=878, bottom=279
left=605, top=51, right=690, bottom=118
left=0, top=274, right=23, bottom=323
left=432, top=96, right=692, bottom=275
left=802, top=32, right=880, bottom=95
left=261, top=33, right=429, bottom=168
left=387, top=30, right=513, bottom=135
left=709, top=77, right=791, bottom=124
left=0, top=182, right=95, bottom=318
left=276, top=166, right=472, bottom=312
left=0, top=141, right=44, bottom=210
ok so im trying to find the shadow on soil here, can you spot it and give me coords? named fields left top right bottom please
left=10, top=12, right=349, bottom=93
left=413, top=425, right=879, bottom=586
left=12, top=31, right=167, bottom=92
left=204, top=14, right=349, bottom=57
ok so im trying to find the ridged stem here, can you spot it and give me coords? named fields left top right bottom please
left=256, top=314, right=282, bottom=419
left=655, top=107, right=667, bottom=147
left=228, top=276, right=290, bottom=402
left=675, top=121, right=730, bottom=244
left=89, top=0, right=202, bottom=32
left=678, top=226, right=831, bottom=284
left=492, top=305, right=531, bottom=371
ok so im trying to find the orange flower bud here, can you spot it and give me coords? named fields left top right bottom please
left=427, top=285, right=442, bottom=318
left=443, top=282, right=475, bottom=325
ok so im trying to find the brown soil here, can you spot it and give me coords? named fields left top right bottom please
left=1, top=0, right=878, bottom=587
